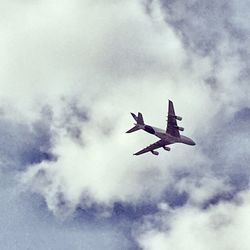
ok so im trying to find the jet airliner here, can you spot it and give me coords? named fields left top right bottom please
left=126, top=100, right=195, bottom=155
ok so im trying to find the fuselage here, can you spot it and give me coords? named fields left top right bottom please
left=141, top=124, right=195, bottom=146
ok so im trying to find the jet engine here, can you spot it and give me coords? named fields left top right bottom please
left=178, top=126, right=184, bottom=131
left=163, top=146, right=171, bottom=151
left=151, top=150, right=159, bottom=155
left=175, top=116, right=182, bottom=121
left=174, top=125, right=184, bottom=131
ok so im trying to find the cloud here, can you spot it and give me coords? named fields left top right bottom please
left=156, top=0, right=250, bottom=107
left=0, top=0, right=250, bottom=249
left=12, top=0, right=220, bottom=216
left=4, top=0, right=246, bottom=220
left=0, top=114, right=54, bottom=172
left=0, top=179, right=133, bottom=250
left=136, top=189, right=250, bottom=250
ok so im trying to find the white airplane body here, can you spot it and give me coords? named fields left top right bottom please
left=126, top=100, right=195, bottom=155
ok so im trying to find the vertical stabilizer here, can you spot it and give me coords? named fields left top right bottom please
left=126, top=112, right=145, bottom=133
left=131, top=112, right=137, bottom=122
left=137, top=112, right=144, bottom=125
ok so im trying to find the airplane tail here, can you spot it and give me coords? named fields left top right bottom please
left=126, top=112, right=144, bottom=133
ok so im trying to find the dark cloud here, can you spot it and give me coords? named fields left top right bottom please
left=163, top=189, right=189, bottom=208
left=197, top=106, right=250, bottom=190
left=153, top=0, right=250, bottom=56
left=112, top=202, right=158, bottom=220
left=0, top=188, right=134, bottom=250
left=0, top=115, right=55, bottom=171
left=144, top=0, right=250, bottom=96
left=155, top=0, right=229, bottom=54
left=202, top=191, right=236, bottom=209
left=52, top=97, right=90, bottom=145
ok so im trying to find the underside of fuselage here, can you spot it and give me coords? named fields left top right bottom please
left=143, top=124, right=178, bottom=141
left=142, top=124, right=195, bottom=145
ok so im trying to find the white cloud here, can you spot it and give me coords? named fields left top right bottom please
left=136, top=189, right=250, bottom=250
left=0, top=0, right=247, bottom=223
left=11, top=0, right=248, bottom=217
left=175, top=175, right=233, bottom=206
left=0, top=1, right=250, bottom=250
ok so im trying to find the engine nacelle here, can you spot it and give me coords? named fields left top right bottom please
left=175, top=116, right=182, bottom=121
left=174, top=125, right=184, bottom=131
left=178, top=126, right=184, bottom=131
left=151, top=150, right=159, bottom=155
left=163, top=146, right=171, bottom=151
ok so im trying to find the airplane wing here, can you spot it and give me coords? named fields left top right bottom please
left=134, top=140, right=170, bottom=156
left=166, top=100, right=180, bottom=137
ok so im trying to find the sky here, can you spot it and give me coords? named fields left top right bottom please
left=0, top=0, right=250, bottom=249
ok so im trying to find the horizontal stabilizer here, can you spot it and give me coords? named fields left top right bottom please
left=126, top=125, right=140, bottom=133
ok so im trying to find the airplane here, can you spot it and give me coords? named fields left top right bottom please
left=126, top=100, right=195, bottom=156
